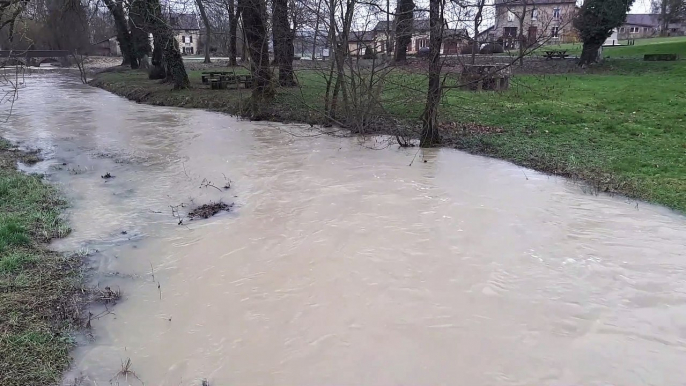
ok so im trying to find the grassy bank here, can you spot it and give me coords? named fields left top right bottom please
left=0, top=139, right=82, bottom=386
left=91, top=54, right=686, bottom=213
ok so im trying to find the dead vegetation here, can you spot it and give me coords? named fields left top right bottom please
left=188, top=201, right=234, bottom=220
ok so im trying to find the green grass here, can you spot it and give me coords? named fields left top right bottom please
left=0, top=139, right=82, bottom=386
left=525, top=36, right=686, bottom=58
left=92, top=42, right=686, bottom=213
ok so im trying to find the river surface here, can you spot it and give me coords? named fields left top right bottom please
left=3, top=74, right=686, bottom=386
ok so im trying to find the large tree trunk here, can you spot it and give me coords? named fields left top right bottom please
left=394, top=0, right=414, bottom=63
left=420, top=0, right=443, bottom=147
left=149, top=32, right=166, bottom=79
left=311, top=0, right=323, bottom=60
left=129, top=0, right=151, bottom=65
left=196, top=0, right=212, bottom=63
left=272, top=0, right=296, bottom=86
left=241, top=0, right=273, bottom=102
left=144, top=0, right=190, bottom=89
left=103, top=0, right=138, bottom=69
left=579, top=41, right=602, bottom=65
left=228, top=0, right=238, bottom=65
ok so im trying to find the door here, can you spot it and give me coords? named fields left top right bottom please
left=503, top=27, right=517, bottom=49
left=528, top=26, right=538, bottom=46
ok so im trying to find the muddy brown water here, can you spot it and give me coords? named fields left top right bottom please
left=3, top=74, right=686, bottom=386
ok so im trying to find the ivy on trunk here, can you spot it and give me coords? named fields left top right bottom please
left=394, top=0, right=414, bottom=63
left=103, top=0, right=138, bottom=69
left=420, top=0, right=444, bottom=147
left=241, top=0, right=274, bottom=103
left=272, top=0, right=296, bottom=86
left=573, top=0, right=635, bottom=65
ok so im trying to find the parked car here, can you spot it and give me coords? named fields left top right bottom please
left=417, top=46, right=431, bottom=58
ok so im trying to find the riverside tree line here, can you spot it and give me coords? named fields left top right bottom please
left=0, top=0, right=668, bottom=146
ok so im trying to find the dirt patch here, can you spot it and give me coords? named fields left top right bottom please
left=188, top=201, right=234, bottom=220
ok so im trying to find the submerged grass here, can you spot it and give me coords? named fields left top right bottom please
left=0, top=139, right=83, bottom=386
left=91, top=39, right=686, bottom=213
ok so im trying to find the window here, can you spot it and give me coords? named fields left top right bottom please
left=189, top=35, right=193, bottom=43
left=630, top=27, right=639, bottom=33
left=619, top=27, right=625, bottom=32
left=551, top=26, right=560, bottom=37
left=553, top=7, right=561, bottom=19
left=507, top=10, right=515, bottom=22
left=531, top=8, right=538, bottom=20
left=181, top=36, right=186, bottom=43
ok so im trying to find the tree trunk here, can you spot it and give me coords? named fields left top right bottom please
left=394, top=0, right=414, bottom=63
left=311, top=0, right=323, bottom=60
left=228, top=0, right=238, bottom=65
left=196, top=0, right=212, bottom=63
left=272, top=0, right=296, bottom=86
left=144, top=0, right=190, bottom=88
left=241, top=0, right=273, bottom=102
left=149, top=32, right=166, bottom=79
left=420, top=0, right=443, bottom=147
left=103, top=0, right=138, bottom=69
left=579, top=41, right=602, bottom=65
left=129, top=0, right=151, bottom=64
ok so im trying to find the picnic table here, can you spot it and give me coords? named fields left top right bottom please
left=543, top=50, right=569, bottom=60
left=460, top=64, right=511, bottom=91
left=201, top=72, right=254, bottom=89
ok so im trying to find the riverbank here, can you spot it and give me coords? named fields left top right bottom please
left=90, top=58, right=686, bottom=213
left=0, top=140, right=83, bottom=386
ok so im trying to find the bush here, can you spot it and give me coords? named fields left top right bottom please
left=479, top=43, right=504, bottom=54
left=363, top=46, right=377, bottom=59
left=461, top=41, right=479, bottom=55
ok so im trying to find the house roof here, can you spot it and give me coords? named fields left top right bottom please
left=494, top=0, right=575, bottom=5
left=349, top=31, right=375, bottom=42
left=624, top=13, right=659, bottom=27
left=373, top=19, right=449, bottom=32
left=169, top=13, right=200, bottom=30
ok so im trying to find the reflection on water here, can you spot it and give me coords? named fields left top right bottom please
left=3, top=74, right=686, bottom=386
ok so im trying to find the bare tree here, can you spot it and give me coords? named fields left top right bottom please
left=240, top=0, right=273, bottom=104
left=103, top=0, right=139, bottom=68
left=420, top=0, right=444, bottom=147
left=195, top=0, right=212, bottom=63
left=272, top=0, right=296, bottom=85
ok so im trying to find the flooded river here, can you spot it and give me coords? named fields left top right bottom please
left=3, top=74, right=686, bottom=386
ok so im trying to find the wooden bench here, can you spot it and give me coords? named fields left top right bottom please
left=543, top=50, right=569, bottom=60
left=201, top=71, right=233, bottom=84
left=460, top=64, right=511, bottom=91
left=209, top=74, right=254, bottom=89
left=644, top=53, right=678, bottom=61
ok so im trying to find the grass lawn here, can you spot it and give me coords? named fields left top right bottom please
left=523, top=36, right=686, bottom=58
left=0, top=139, right=82, bottom=386
left=92, top=46, right=686, bottom=213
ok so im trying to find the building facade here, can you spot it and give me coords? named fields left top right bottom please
left=346, top=19, right=467, bottom=56
left=494, top=0, right=577, bottom=48
left=617, top=14, right=685, bottom=39
left=169, top=13, right=201, bottom=55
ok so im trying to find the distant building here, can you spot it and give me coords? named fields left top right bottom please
left=169, top=13, right=200, bottom=55
left=347, top=31, right=376, bottom=56
left=346, top=19, right=468, bottom=57
left=494, top=0, right=577, bottom=48
left=91, top=36, right=121, bottom=56
left=617, top=14, right=684, bottom=39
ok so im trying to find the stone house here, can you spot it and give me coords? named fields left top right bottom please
left=617, top=14, right=684, bottom=39
left=347, top=19, right=467, bottom=56
left=494, top=0, right=577, bottom=48
left=347, top=31, right=377, bottom=56
left=169, top=13, right=200, bottom=55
